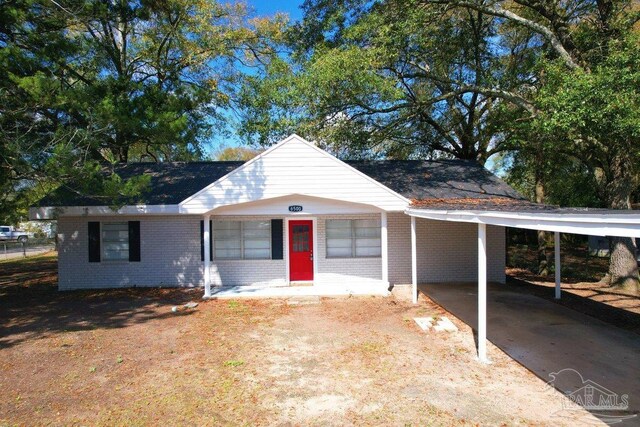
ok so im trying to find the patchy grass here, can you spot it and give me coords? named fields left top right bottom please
left=0, top=253, right=597, bottom=426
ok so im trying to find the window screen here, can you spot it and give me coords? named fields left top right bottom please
left=326, top=219, right=381, bottom=258
left=243, top=221, right=271, bottom=259
left=213, top=220, right=271, bottom=260
left=102, top=222, right=129, bottom=260
left=213, top=221, right=241, bottom=259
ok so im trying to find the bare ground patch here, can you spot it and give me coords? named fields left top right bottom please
left=0, top=255, right=599, bottom=425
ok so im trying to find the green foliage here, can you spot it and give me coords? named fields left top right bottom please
left=0, top=0, right=280, bottom=220
left=239, top=0, right=537, bottom=162
left=523, top=33, right=640, bottom=208
left=501, top=151, right=604, bottom=208
left=214, top=146, right=263, bottom=161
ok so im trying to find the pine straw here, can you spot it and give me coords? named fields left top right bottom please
left=411, top=197, right=528, bottom=207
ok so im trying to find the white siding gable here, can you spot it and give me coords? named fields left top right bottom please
left=180, top=135, right=409, bottom=213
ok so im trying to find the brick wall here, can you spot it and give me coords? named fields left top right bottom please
left=212, top=214, right=384, bottom=287
left=57, top=215, right=288, bottom=290
left=416, top=220, right=505, bottom=283
left=57, top=215, right=203, bottom=290
left=388, top=212, right=412, bottom=284
left=209, top=215, right=286, bottom=287
left=387, top=214, right=506, bottom=284
left=57, top=213, right=505, bottom=290
left=315, top=214, right=383, bottom=286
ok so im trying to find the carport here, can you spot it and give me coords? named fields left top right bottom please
left=420, top=281, right=640, bottom=420
left=405, top=206, right=640, bottom=363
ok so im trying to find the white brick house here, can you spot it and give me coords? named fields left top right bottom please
left=31, top=134, right=511, bottom=294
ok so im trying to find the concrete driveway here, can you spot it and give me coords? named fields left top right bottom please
left=420, top=282, right=640, bottom=425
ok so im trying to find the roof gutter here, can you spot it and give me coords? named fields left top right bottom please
left=29, top=204, right=181, bottom=220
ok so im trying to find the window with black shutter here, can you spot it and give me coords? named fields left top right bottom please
left=271, top=219, right=283, bottom=260
left=128, top=221, right=141, bottom=262
left=89, top=221, right=141, bottom=262
left=200, top=220, right=213, bottom=261
left=88, top=222, right=100, bottom=262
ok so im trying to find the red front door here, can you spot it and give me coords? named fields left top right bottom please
left=289, top=220, right=313, bottom=281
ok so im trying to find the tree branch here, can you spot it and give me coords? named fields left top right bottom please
left=424, top=0, right=581, bottom=70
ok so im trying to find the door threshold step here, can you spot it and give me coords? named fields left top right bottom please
left=290, top=281, right=314, bottom=287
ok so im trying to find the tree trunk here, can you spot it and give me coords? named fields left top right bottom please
left=537, top=230, right=548, bottom=276
left=606, top=236, right=640, bottom=295
left=535, top=163, right=549, bottom=275
left=602, top=152, right=639, bottom=295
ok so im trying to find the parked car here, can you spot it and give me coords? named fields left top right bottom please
left=588, top=235, right=640, bottom=262
left=0, top=226, right=29, bottom=243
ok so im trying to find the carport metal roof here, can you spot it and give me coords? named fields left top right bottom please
left=404, top=206, right=640, bottom=363
left=406, top=207, right=640, bottom=238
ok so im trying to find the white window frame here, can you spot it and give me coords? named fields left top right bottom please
left=326, top=219, right=382, bottom=258
left=101, top=222, right=129, bottom=261
left=213, top=220, right=271, bottom=260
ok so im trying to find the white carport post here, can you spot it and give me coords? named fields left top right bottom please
left=411, top=216, right=418, bottom=304
left=477, top=223, right=489, bottom=363
left=381, top=211, right=389, bottom=285
left=554, top=231, right=561, bottom=299
left=203, top=215, right=211, bottom=298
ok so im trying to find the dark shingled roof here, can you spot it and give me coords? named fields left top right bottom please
left=37, top=159, right=533, bottom=208
left=347, top=159, right=524, bottom=200
left=38, top=162, right=244, bottom=207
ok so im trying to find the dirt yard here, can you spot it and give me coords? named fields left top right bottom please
left=507, top=242, right=640, bottom=335
left=1, top=254, right=600, bottom=426
left=507, top=241, right=610, bottom=283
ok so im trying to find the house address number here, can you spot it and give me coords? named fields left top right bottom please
left=288, top=205, right=303, bottom=212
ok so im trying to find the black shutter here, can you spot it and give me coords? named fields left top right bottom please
left=200, top=220, right=213, bottom=261
left=200, top=220, right=204, bottom=261
left=128, top=221, right=141, bottom=262
left=88, top=222, right=100, bottom=263
left=271, top=219, right=283, bottom=260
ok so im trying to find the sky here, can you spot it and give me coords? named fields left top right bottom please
left=205, top=1, right=305, bottom=158
left=250, top=0, right=304, bottom=21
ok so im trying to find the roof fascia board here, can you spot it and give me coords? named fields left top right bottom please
left=405, top=208, right=640, bottom=238
left=29, top=205, right=180, bottom=220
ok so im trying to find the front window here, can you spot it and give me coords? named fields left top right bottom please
left=214, top=220, right=271, bottom=260
left=243, top=221, right=271, bottom=259
left=326, top=219, right=381, bottom=258
left=102, top=222, right=129, bottom=260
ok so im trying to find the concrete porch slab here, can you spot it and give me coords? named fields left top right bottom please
left=205, top=283, right=391, bottom=299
